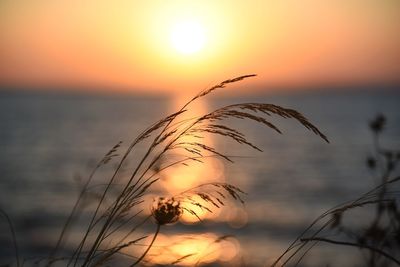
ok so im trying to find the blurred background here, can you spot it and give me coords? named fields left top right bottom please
left=1, top=0, right=400, bottom=266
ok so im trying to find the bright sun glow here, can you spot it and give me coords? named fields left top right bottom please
left=170, top=20, right=206, bottom=55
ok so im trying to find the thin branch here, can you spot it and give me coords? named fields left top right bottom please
left=130, top=224, right=161, bottom=266
left=300, top=237, right=400, bottom=266
left=0, top=209, right=19, bottom=267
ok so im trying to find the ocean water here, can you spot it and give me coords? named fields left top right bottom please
left=0, top=89, right=399, bottom=266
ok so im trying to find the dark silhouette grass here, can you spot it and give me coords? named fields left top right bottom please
left=272, top=114, right=400, bottom=267
left=1, top=75, right=334, bottom=267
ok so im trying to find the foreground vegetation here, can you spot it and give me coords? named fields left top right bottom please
left=1, top=76, right=399, bottom=266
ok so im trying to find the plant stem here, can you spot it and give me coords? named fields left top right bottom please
left=48, top=162, right=101, bottom=267
left=0, top=209, right=19, bottom=267
left=300, top=237, right=400, bottom=266
left=130, top=223, right=161, bottom=267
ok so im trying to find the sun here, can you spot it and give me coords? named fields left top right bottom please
left=170, top=20, right=206, bottom=55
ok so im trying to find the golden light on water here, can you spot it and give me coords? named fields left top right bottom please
left=159, top=95, right=225, bottom=223
left=139, top=95, right=250, bottom=265
left=144, top=233, right=240, bottom=266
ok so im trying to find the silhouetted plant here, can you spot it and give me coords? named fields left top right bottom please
left=66, top=75, right=328, bottom=267
left=272, top=114, right=400, bottom=267
left=1, top=75, right=328, bottom=267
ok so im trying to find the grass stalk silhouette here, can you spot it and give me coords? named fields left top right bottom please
left=0, top=209, right=19, bottom=267
left=272, top=114, right=400, bottom=267
left=69, top=74, right=328, bottom=266
left=2, top=74, right=330, bottom=267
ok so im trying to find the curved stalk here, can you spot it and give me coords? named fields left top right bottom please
left=130, top=224, right=161, bottom=267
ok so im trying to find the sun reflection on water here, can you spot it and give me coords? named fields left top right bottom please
left=158, top=95, right=226, bottom=223
left=145, top=233, right=240, bottom=266
left=142, top=95, right=246, bottom=265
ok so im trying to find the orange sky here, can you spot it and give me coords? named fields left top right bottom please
left=1, top=0, right=399, bottom=93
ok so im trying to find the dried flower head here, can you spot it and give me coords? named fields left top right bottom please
left=151, top=197, right=183, bottom=225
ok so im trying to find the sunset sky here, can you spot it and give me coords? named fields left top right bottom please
left=1, top=0, right=399, bottom=93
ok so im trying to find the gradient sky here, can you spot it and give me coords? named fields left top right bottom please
left=1, top=0, right=399, bottom=93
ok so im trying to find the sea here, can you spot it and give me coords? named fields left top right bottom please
left=0, top=88, right=399, bottom=266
